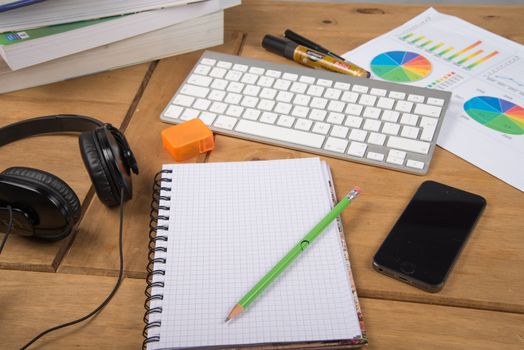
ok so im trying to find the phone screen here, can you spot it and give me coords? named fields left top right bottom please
left=373, top=181, right=486, bottom=292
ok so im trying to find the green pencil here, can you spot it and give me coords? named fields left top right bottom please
left=225, top=186, right=361, bottom=322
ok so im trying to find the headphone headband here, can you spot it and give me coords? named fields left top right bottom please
left=0, top=115, right=104, bottom=147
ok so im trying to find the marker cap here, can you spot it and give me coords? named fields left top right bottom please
left=262, top=35, right=297, bottom=60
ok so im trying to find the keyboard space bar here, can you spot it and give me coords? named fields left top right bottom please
left=234, top=120, right=325, bottom=148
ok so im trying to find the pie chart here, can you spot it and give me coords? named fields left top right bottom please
left=464, top=96, right=524, bottom=135
left=370, top=51, right=432, bottom=82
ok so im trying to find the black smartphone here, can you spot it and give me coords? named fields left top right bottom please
left=373, top=180, right=486, bottom=292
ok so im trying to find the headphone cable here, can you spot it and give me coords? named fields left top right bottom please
left=0, top=205, right=14, bottom=255
left=20, top=187, right=126, bottom=350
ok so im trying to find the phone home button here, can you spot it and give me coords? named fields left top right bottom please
left=399, top=261, right=416, bottom=275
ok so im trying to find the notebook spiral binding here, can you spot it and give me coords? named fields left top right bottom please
left=143, top=169, right=173, bottom=350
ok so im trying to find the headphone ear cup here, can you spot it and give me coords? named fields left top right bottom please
left=79, top=131, right=120, bottom=206
left=1, top=167, right=82, bottom=228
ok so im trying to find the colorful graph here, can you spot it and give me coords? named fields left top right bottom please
left=370, top=51, right=432, bottom=82
left=399, top=33, right=499, bottom=70
left=464, top=96, right=524, bottom=135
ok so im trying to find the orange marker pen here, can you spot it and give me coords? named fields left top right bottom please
left=262, top=34, right=370, bottom=78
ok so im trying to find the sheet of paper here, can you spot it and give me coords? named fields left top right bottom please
left=149, top=158, right=361, bottom=349
left=344, top=8, right=524, bottom=191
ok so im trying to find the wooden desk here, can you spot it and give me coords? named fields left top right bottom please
left=1, top=1, right=523, bottom=348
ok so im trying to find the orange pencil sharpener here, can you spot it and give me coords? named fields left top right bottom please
left=161, top=119, right=215, bottom=162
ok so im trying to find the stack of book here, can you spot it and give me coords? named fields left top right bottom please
left=0, top=0, right=240, bottom=93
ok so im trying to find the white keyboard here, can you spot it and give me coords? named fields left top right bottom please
left=161, top=51, right=452, bottom=174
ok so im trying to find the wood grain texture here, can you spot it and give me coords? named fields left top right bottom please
left=0, top=269, right=522, bottom=349
left=0, top=64, right=149, bottom=272
left=59, top=32, right=245, bottom=277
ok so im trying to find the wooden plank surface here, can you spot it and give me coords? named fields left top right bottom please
left=59, top=32, right=245, bottom=277
left=0, top=269, right=522, bottom=350
left=0, top=64, right=149, bottom=272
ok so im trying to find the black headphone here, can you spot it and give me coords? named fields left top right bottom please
left=0, top=115, right=138, bottom=241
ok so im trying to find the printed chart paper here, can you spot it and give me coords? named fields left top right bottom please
left=344, top=8, right=524, bottom=191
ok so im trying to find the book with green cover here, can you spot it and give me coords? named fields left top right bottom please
left=0, top=16, right=120, bottom=45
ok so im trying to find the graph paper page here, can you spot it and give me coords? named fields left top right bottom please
left=153, top=158, right=361, bottom=349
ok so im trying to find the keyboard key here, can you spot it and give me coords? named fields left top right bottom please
left=241, top=73, right=258, bottom=84
left=193, top=98, right=211, bottom=110
left=225, top=105, right=244, bottom=117
left=368, top=132, right=386, bottom=146
left=282, top=72, right=298, bottom=81
left=181, top=108, right=199, bottom=120
left=363, top=119, right=381, bottom=132
left=306, top=85, right=324, bottom=97
left=187, top=74, right=212, bottom=87
left=225, top=70, right=242, bottom=81
left=290, top=82, right=308, bottom=94
left=249, top=66, right=265, bottom=75
left=326, top=112, right=344, bottom=125
left=217, top=60, right=233, bottom=69
left=395, top=100, right=414, bottom=113
left=243, top=85, right=260, bottom=96
left=293, top=94, right=311, bottom=106
left=386, top=149, right=406, bottom=165
left=341, top=91, right=359, bottom=103
left=257, top=76, right=274, bottom=87
left=317, top=79, right=332, bottom=87
left=309, top=109, right=327, bottom=121
left=325, top=100, right=344, bottom=113
left=194, top=64, right=211, bottom=75
left=324, top=137, right=348, bottom=153
left=407, top=94, right=424, bottom=103
left=209, top=67, right=227, bottom=78
left=274, top=79, right=291, bottom=90
left=352, top=85, right=368, bottom=93
left=173, top=94, right=194, bottom=107
left=213, top=115, right=237, bottom=130
left=164, top=105, right=184, bottom=119
left=382, top=122, right=400, bottom=135
left=334, top=82, right=350, bottom=90
left=381, top=110, right=400, bottom=122
left=363, top=107, right=381, bottom=119
left=367, top=151, right=385, bottom=162
left=240, top=96, right=259, bottom=108
left=325, top=88, right=342, bottom=100
left=274, top=102, right=292, bottom=114
left=258, top=99, right=275, bottom=111
left=401, top=125, right=420, bottom=139
left=359, top=94, right=377, bottom=106
left=276, top=91, right=294, bottom=103
left=346, top=103, right=363, bottom=116
left=200, top=58, right=216, bottom=66
left=389, top=91, right=405, bottom=99
left=330, top=125, right=349, bottom=138
left=291, top=105, right=310, bottom=118
left=427, top=97, right=445, bottom=106
left=260, top=112, right=278, bottom=124
left=414, top=103, right=442, bottom=118
left=181, top=84, right=209, bottom=98
left=260, top=88, right=277, bottom=99
left=235, top=120, right=325, bottom=148
left=209, top=101, right=227, bottom=114
left=210, top=79, right=228, bottom=90
left=348, top=129, right=367, bottom=142
left=208, top=90, right=226, bottom=101
left=224, top=92, right=242, bottom=105
left=199, top=112, right=216, bottom=126
left=345, top=116, right=363, bottom=128
left=376, top=97, right=395, bottom=109
left=243, top=108, right=260, bottom=120
left=226, top=82, right=245, bottom=93
left=400, top=113, right=418, bottom=126
left=295, top=118, right=313, bottom=131
left=311, top=97, right=328, bottom=109
left=232, top=63, right=248, bottom=72
left=370, top=88, right=387, bottom=96
left=387, top=136, right=430, bottom=154
left=312, top=122, right=331, bottom=135
left=406, top=159, right=425, bottom=170
left=347, top=141, right=367, bottom=157
left=420, top=116, right=438, bottom=141
left=266, top=69, right=281, bottom=78
left=299, top=75, right=315, bottom=84
left=277, top=115, right=295, bottom=127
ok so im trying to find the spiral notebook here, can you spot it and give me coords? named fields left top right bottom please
left=144, top=158, right=367, bottom=349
